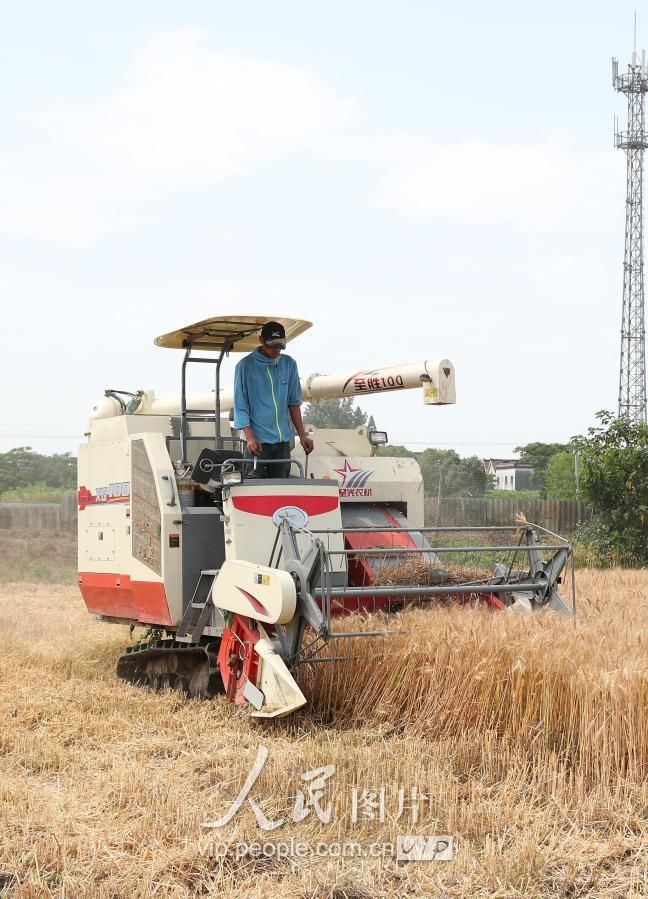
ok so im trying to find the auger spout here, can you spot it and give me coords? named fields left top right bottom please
left=89, top=359, right=455, bottom=421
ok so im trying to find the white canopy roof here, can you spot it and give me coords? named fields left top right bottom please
left=154, top=315, right=312, bottom=352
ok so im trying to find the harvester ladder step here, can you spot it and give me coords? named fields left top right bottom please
left=176, top=571, right=219, bottom=642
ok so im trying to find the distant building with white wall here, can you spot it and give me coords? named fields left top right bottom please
left=483, top=459, right=534, bottom=491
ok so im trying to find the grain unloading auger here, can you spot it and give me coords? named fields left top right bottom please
left=78, top=315, right=575, bottom=719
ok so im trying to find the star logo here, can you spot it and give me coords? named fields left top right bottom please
left=333, top=461, right=375, bottom=489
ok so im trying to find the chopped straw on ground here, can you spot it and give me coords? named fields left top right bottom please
left=1, top=571, right=648, bottom=897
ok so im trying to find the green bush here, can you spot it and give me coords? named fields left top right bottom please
left=0, top=482, right=74, bottom=503
left=571, top=518, right=641, bottom=568
left=485, top=490, right=542, bottom=501
left=571, top=412, right=648, bottom=564
left=375, top=445, right=418, bottom=458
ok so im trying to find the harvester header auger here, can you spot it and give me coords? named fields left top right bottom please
left=78, top=315, right=574, bottom=719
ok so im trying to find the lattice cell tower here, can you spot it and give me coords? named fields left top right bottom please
left=613, top=44, right=648, bottom=423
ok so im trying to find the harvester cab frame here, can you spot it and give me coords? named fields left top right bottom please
left=152, top=315, right=313, bottom=466
left=79, top=315, right=575, bottom=720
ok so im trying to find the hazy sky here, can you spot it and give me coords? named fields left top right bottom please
left=0, top=1, right=643, bottom=459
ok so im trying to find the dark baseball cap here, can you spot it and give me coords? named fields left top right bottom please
left=260, top=321, right=286, bottom=348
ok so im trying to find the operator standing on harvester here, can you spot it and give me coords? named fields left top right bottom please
left=233, top=321, right=314, bottom=477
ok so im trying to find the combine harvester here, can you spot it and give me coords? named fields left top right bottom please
left=78, top=316, right=574, bottom=717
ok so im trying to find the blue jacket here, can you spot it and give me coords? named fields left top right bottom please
left=233, top=348, right=302, bottom=444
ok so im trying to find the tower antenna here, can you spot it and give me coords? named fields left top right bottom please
left=612, top=27, right=648, bottom=423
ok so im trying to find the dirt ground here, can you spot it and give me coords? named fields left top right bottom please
left=1, top=572, right=648, bottom=897
left=0, top=530, right=76, bottom=584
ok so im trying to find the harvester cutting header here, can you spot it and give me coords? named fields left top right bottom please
left=78, top=315, right=574, bottom=719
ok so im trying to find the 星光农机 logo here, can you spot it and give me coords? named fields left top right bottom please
left=333, top=461, right=374, bottom=497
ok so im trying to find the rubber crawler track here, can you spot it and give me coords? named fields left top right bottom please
left=116, top=638, right=223, bottom=698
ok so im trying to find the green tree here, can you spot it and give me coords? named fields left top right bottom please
left=303, top=397, right=370, bottom=429
left=514, top=441, right=568, bottom=495
left=456, top=455, right=495, bottom=496
left=571, top=412, right=648, bottom=561
left=0, top=447, right=77, bottom=496
left=545, top=451, right=578, bottom=500
left=419, top=449, right=493, bottom=497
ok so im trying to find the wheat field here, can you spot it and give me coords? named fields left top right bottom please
left=1, top=571, right=648, bottom=898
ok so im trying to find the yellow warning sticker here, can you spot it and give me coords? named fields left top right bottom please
left=424, top=387, right=438, bottom=398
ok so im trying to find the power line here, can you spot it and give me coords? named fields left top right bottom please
left=390, top=437, right=573, bottom=446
